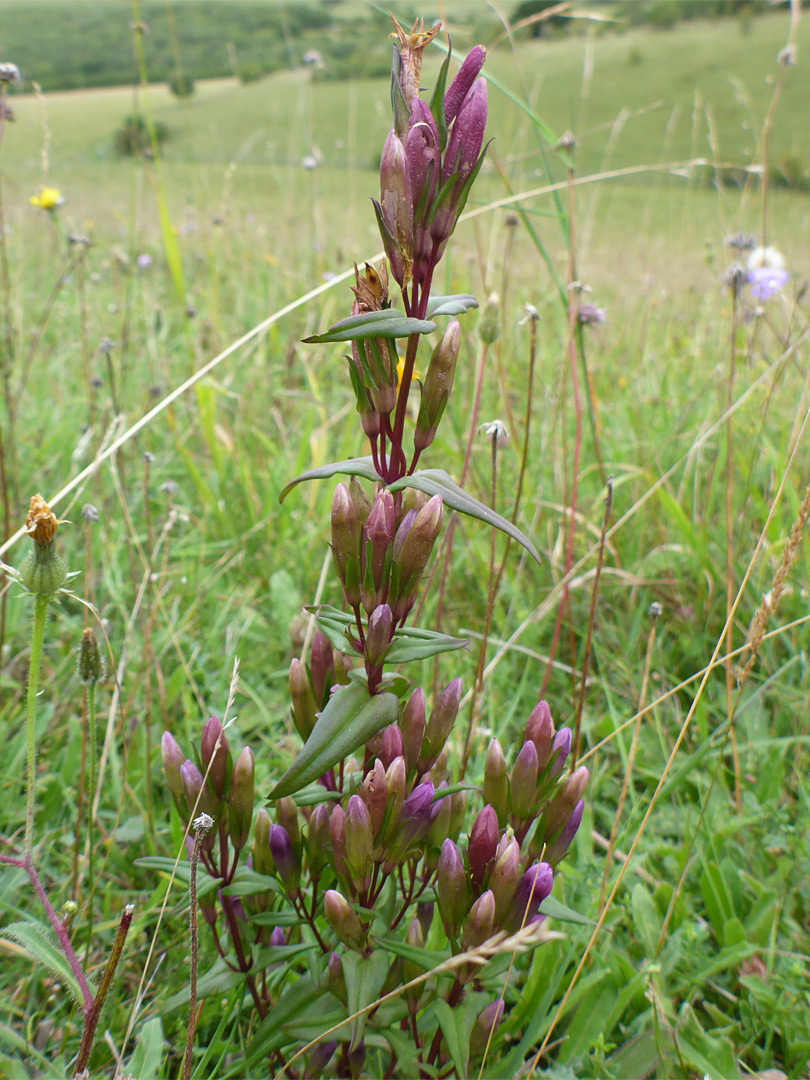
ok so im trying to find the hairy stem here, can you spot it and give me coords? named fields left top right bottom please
left=25, top=594, right=49, bottom=857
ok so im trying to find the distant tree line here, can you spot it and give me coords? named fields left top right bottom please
left=512, top=0, right=769, bottom=35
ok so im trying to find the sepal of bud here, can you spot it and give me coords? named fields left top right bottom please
left=380, top=724, right=404, bottom=769
left=365, top=604, right=393, bottom=667
left=389, top=496, right=443, bottom=621
left=161, top=731, right=185, bottom=800
left=469, top=999, right=504, bottom=1059
left=307, top=803, right=331, bottom=881
left=327, top=951, right=346, bottom=1002
left=509, top=741, right=539, bottom=821
left=526, top=701, right=554, bottom=769
left=252, top=808, right=273, bottom=877
left=310, top=629, right=334, bottom=707
left=330, top=804, right=349, bottom=881
left=269, top=824, right=300, bottom=896
left=227, top=747, right=254, bottom=850
left=331, top=484, right=362, bottom=608
left=345, top=795, right=373, bottom=891
left=289, top=659, right=318, bottom=741
left=414, top=321, right=460, bottom=452
left=324, top=889, right=366, bottom=951
left=399, top=688, right=426, bottom=771
left=381, top=756, right=406, bottom=843
left=545, top=798, right=584, bottom=867
left=548, top=728, right=572, bottom=779
left=19, top=544, right=68, bottom=597
left=544, top=766, right=589, bottom=840
left=489, top=837, right=520, bottom=921
left=420, top=678, right=461, bottom=769
left=505, top=862, right=553, bottom=933
left=275, top=796, right=301, bottom=858
left=360, top=759, right=387, bottom=840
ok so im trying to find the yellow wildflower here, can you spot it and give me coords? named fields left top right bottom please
left=396, top=355, right=422, bottom=393
left=29, top=186, right=64, bottom=211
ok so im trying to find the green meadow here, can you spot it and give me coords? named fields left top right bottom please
left=0, top=3, right=809, bottom=1077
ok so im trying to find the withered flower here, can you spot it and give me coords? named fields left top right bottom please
left=390, top=17, right=441, bottom=108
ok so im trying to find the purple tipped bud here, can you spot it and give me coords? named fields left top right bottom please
left=308, top=803, right=331, bottom=881
left=380, top=723, right=404, bottom=769
left=200, top=716, right=228, bottom=800
left=289, top=658, right=318, bottom=741
left=327, top=951, right=346, bottom=1001
left=324, top=889, right=365, bottom=950
left=329, top=804, right=349, bottom=880
left=417, top=901, right=434, bottom=939
left=180, top=759, right=215, bottom=818
left=345, top=794, right=373, bottom=890
left=526, top=701, right=554, bottom=769
left=307, top=1040, right=337, bottom=1078
left=310, top=629, right=334, bottom=706
left=469, top=999, right=504, bottom=1058
left=420, top=678, right=462, bottom=768
left=360, top=759, right=387, bottom=839
left=161, top=731, right=184, bottom=799
left=227, top=747, right=254, bottom=850
left=444, top=45, right=487, bottom=125
left=506, top=862, right=553, bottom=933
left=468, top=805, right=499, bottom=888
left=544, top=765, right=589, bottom=839
left=443, top=78, right=487, bottom=185
left=461, top=889, right=496, bottom=950
left=437, top=838, right=468, bottom=935
left=546, top=798, right=584, bottom=867
left=392, top=510, right=417, bottom=564
left=382, top=756, right=406, bottom=842
left=331, top=483, right=362, bottom=607
left=489, top=837, right=521, bottom=921
left=362, top=490, right=395, bottom=612
left=510, top=741, right=539, bottom=820
left=427, top=780, right=452, bottom=848
left=378, top=129, right=413, bottom=288
left=269, top=824, right=299, bottom=895
left=415, top=321, right=461, bottom=452
left=399, top=688, right=426, bottom=769
left=389, top=781, right=435, bottom=861
left=270, top=926, right=286, bottom=948
left=390, top=495, right=443, bottom=622
left=483, top=738, right=508, bottom=826
left=549, top=727, right=572, bottom=779
left=365, top=604, right=393, bottom=666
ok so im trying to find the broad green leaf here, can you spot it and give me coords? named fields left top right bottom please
left=433, top=994, right=485, bottom=1079
left=539, top=894, right=597, bottom=927
left=279, top=456, right=378, bottom=503
left=126, top=1017, right=165, bottom=1080
left=425, top=294, right=479, bottom=317
left=343, top=950, right=390, bottom=1050
left=302, top=309, right=436, bottom=343
left=388, top=469, right=541, bottom=565
left=0, top=921, right=94, bottom=1007
left=268, top=682, right=399, bottom=799
left=308, top=604, right=468, bottom=663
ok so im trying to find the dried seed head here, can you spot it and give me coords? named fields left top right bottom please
left=25, top=494, right=61, bottom=547
left=78, top=627, right=104, bottom=685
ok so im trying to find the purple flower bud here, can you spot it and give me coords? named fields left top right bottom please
left=275, top=795, right=301, bottom=856
left=324, top=889, right=365, bottom=950
left=468, top=805, right=499, bottom=888
left=399, top=688, right=426, bottom=770
left=469, top=998, right=504, bottom=1058
left=483, top=738, right=508, bottom=826
left=377, top=129, right=413, bottom=288
left=526, top=701, right=554, bottom=769
left=161, top=731, right=184, bottom=799
left=365, top=603, right=393, bottom=666
left=360, top=759, right=387, bottom=839
left=329, top=804, right=349, bottom=880
left=309, top=629, right=334, bottom=706
left=392, top=509, right=417, bottom=564
left=382, top=756, right=406, bottom=843
left=289, top=658, right=318, bottom=741
left=544, top=765, right=589, bottom=840
left=443, top=78, right=487, bottom=185
left=270, top=926, right=286, bottom=948
left=420, top=677, right=462, bottom=768
left=389, top=495, right=443, bottom=622
left=269, top=824, right=299, bottom=895
left=308, top=803, right=331, bottom=881
left=506, top=862, right=553, bottom=933
left=345, top=794, right=373, bottom=891
left=549, top=727, right=571, bottom=779
left=417, top=901, right=434, bottom=939
left=389, top=780, right=435, bottom=861
left=307, top=1040, right=337, bottom=1078
left=444, top=45, right=487, bottom=125
left=437, top=838, right=468, bottom=936
left=406, top=98, right=440, bottom=275
left=380, top=723, right=404, bottom=769
left=227, top=746, right=254, bottom=850
left=545, top=798, right=584, bottom=867
left=327, top=951, right=345, bottom=1000
left=489, top=836, right=521, bottom=921
left=461, top=889, right=496, bottom=950
left=252, top=807, right=273, bottom=876
left=331, top=483, right=362, bottom=607
left=362, top=490, right=395, bottom=612
left=200, top=716, right=228, bottom=800
left=510, top=740, right=539, bottom=821
left=180, top=759, right=215, bottom=819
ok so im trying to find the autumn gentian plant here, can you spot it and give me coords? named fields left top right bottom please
left=163, top=19, right=589, bottom=1078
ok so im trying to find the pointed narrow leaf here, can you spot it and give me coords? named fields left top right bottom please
left=374, top=936, right=448, bottom=970
left=428, top=47, right=452, bottom=152
left=343, top=950, right=390, bottom=1050
left=539, top=895, right=597, bottom=927
left=388, top=469, right=541, bottom=565
left=268, top=683, right=399, bottom=799
left=279, top=456, right=378, bottom=503
left=426, top=294, right=479, bottom=317
left=302, top=309, right=435, bottom=343
left=307, top=605, right=468, bottom=663
left=433, top=996, right=483, bottom=1079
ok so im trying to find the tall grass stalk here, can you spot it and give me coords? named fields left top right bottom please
left=25, top=594, right=49, bottom=856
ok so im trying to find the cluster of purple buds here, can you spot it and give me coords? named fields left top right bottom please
left=375, top=20, right=488, bottom=294
left=289, top=629, right=353, bottom=742
left=482, top=700, right=588, bottom=864
left=161, top=717, right=255, bottom=857
left=331, top=482, right=443, bottom=642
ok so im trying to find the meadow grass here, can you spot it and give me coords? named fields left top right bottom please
left=0, top=6, right=809, bottom=1078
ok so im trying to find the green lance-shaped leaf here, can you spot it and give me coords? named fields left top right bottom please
left=307, top=604, right=468, bottom=663
left=388, top=469, right=542, bottom=565
left=425, top=294, right=479, bottom=317
left=433, top=994, right=487, bottom=1080
left=302, top=309, right=436, bottom=344
left=342, top=950, right=390, bottom=1050
left=0, top=921, right=94, bottom=1008
left=428, top=46, right=452, bottom=152
left=279, top=456, right=378, bottom=503
left=268, top=682, right=399, bottom=799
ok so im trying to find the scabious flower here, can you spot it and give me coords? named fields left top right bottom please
left=747, top=266, right=789, bottom=301
left=29, top=187, right=64, bottom=211
left=136, top=253, right=153, bottom=269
